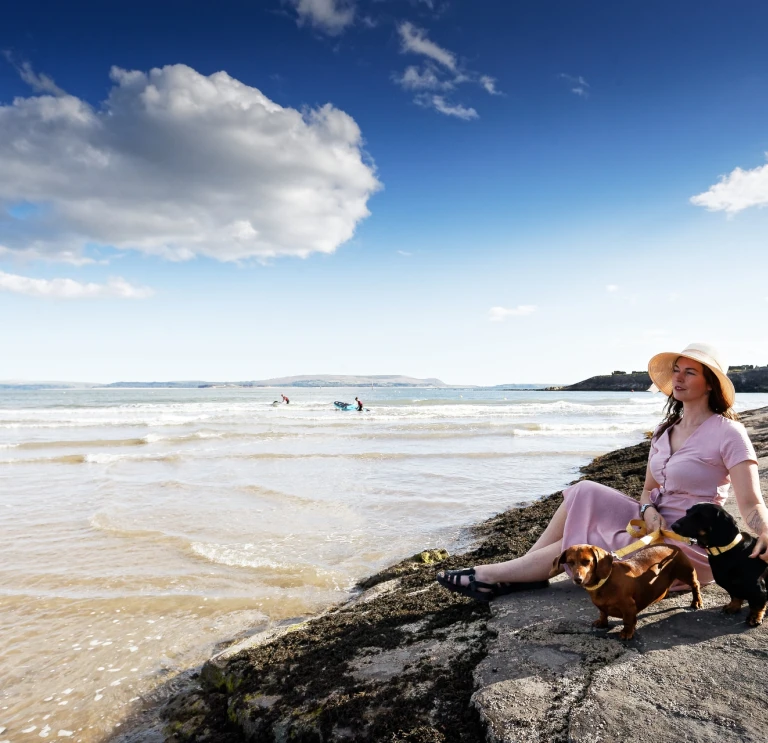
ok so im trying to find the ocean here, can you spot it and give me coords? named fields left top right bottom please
left=2, top=386, right=767, bottom=741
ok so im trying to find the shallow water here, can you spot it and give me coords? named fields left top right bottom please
left=2, top=387, right=767, bottom=741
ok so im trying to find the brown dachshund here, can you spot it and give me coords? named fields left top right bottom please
left=551, top=543, right=703, bottom=639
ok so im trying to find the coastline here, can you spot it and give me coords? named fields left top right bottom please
left=115, top=407, right=768, bottom=742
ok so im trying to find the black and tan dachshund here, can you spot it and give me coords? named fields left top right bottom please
left=672, top=503, right=767, bottom=626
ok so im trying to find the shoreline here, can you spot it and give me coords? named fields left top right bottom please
left=116, top=407, right=767, bottom=742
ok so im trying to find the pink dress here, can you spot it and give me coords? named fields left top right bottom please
left=562, top=415, right=758, bottom=585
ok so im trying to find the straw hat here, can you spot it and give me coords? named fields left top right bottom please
left=647, top=342, right=735, bottom=408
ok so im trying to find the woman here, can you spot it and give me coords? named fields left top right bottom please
left=437, top=343, right=768, bottom=601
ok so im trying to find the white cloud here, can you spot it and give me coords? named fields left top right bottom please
left=0, top=244, right=102, bottom=266
left=398, top=21, right=456, bottom=70
left=606, top=284, right=618, bottom=292
left=479, top=75, right=501, bottom=95
left=3, top=51, right=68, bottom=96
left=690, top=155, right=768, bottom=214
left=394, top=23, right=500, bottom=119
left=17, top=63, right=67, bottom=96
left=397, top=249, right=412, bottom=256
left=396, top=65, right=453, bottom=91
left=287, top=0, right=355, bottom=35
left=488, top=305, right=537, bottom=322
left=0, top=271, right=153, bottom=299
left=417, top=94, right=478, bottom=120
left=0, top=64, right=380, bottom=263
left=559, top=73, right=590, bottom=98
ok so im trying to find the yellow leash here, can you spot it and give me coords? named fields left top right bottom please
left=612, top=519, right=693, bottom=559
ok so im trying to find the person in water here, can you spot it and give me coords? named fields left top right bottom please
left=437, top=342, right=768, bottom=601
left=355, top=397, right=363, bottom=411
left=281, top=394, right=290, bottom=404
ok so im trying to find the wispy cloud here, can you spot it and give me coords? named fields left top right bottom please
left=286, top=0, right=355, bottom=35
left=395, top=65, right=454, bottom=91
left=417, top=94, right=477, bottom=120
left=3, top=52, right=67, bottom=96
left=397, top=250, right=412, bottom=256
left=0, top=245, right=104, bottom=266
left=0, top=271, right=153, bottom=299
left=488, top=305, right=537, bottom=322
left=398, top=21, right=456, bottom=70
left=479, top=75, right=501, bottom=95
left=690, top=155, right=768, bottom=214
left=606, top=284, right=619, bottom=292
left=559, top=73, right=590, bottom=98
left=394, top=22, right=500, bottom=119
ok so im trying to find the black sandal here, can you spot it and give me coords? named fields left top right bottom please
left=436, top=567, right=496, bottom=602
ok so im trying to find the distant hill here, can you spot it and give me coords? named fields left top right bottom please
left=237, top=375, right=446, bottom=388
left=551, top=365, right=768, bottom=393
left=0, top=381, right=100, bottom=390
left=0, top=375, right=447, bottom=390
left=487, top=383, right=562, bottom=390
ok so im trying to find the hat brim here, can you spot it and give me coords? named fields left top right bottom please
left=648, top=351, right=735, bottom=408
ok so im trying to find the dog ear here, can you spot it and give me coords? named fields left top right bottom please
left=549, top=550, right=568, bottom=577
left=591, top=546, right=613, bottom=581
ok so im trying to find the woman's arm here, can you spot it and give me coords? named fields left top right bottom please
left=640, top=459, right=666, bottom=530
left=730, top=460, right=768, bottom=562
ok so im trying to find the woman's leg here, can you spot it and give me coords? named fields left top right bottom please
left=474, top=540, right=563, bottom=583
left=438, top=501, right=568, bottom=589
left=526, top=500, right=568, bottom=554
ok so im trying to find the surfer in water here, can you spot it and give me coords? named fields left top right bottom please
left=355, top=397, right=363, bottom=411
left=281, top=394, right=290, bottom=404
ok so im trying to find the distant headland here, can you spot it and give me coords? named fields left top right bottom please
left=546, top=364, right=768, bottom=393
left=0, top=375, right=448, bottom=390
left=4, top=366, right=767, bottom=391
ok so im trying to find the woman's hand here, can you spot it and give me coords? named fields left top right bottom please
left=750, top=531, right=768, bottom=563
left=644, top=506, right=668, bottom=532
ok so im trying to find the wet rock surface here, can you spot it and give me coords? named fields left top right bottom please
left=116, top=408, right=768, bottom=743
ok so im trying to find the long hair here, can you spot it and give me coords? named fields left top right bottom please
left=654, top=363, right=737, bottom=440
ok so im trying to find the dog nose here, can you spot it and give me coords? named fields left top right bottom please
left=574, top=577, right=582, bottom=584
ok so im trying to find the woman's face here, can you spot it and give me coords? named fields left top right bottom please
left=671, top=357, right=711, bottom=403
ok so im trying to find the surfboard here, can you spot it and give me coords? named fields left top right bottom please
left=334, top=401, right=368, bottom=411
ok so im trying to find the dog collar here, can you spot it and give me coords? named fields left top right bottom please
left=706, top=533, right=743, bottom=556
left=585, top=574, right=610, bottom=592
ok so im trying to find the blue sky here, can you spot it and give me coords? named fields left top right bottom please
left=1, top=0, right=767, bottom=385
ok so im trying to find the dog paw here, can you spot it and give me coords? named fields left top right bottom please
left=619, top=628, right=635, bottom=640
left=722, top=602, right=742, bottom=615
left=747, top=613, right=764, bottom=627
left=690, top=598, right=703, bottom=610
left=591, top=619, right=609, bottom=629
